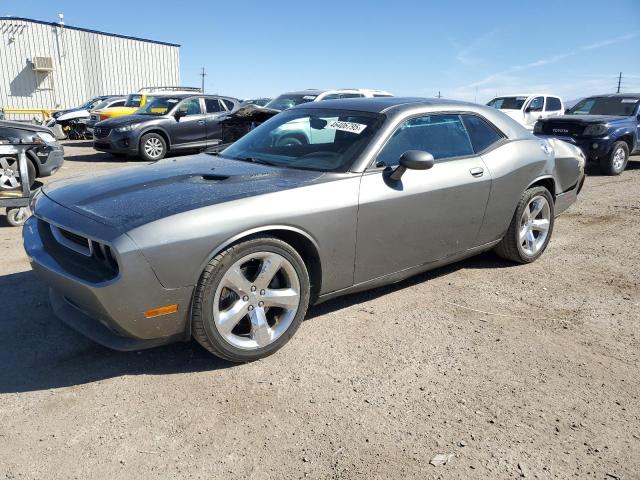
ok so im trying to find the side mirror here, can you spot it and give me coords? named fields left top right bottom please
left=174, top=110, right=186, bottom=121
left=565, top=109, right=571, bottom=114
left=389, top=150, right=434, bottom=181
left=524, top=106, right=532, bottom=113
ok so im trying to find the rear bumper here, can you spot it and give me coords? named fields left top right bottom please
left=23, top=211, right=193, bottom=351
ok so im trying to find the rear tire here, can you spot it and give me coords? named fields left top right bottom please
left=139, top=133, right=167, bottom=161
left=599, top=141, right=628, bottom=176
left=191, top=236, right=310, bottom=362
left=494, top=186, right=555, bottom=264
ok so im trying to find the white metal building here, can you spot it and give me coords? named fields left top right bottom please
left=0, top=17, right=180, bottom=112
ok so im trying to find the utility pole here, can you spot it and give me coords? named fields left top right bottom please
left=437, top=91, right=441, bottom=98
left=200, top=67, right=207, bottom=93
left=616, top=72, right=622, bottom=93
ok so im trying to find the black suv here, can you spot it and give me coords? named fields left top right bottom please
left=93, top=95, right=239, bottom=161
left=534, top=94, right=640, bottom=175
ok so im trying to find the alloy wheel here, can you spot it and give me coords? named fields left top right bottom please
left=144, top=138, right=164, bottom=159
left=0, top=156, right=21, bottom=189
left=519, top=195, right=551, bottom=256
left=213, top=251, right=301, bottom=350
left=612, top=147, right=626, bottom=172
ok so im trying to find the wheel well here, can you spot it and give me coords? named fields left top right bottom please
left=228, top=229, right=322, bottom=302
left=25, top=149, right=40, bottom=176
left=529, top=177, right=555, bottom=198
left=141, top=129, right=171, bottom=148
left=618, top=134, right=634, bottom=152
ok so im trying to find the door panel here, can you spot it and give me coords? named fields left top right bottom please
left=170, top=98, right=207, bottom=147
left=204, top=98, right=226, bottom=146
left=355, top=157, right=491, bottom=283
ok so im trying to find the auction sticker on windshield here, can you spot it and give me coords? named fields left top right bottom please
left=326, top=120, right=367, bottom=134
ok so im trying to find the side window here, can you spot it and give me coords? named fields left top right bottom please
left=545, top=97, right=562, bottom=111
left=376, top=114, right=473, bottom=167
left=178, top=98, right=202, bottom=115
left=204, top=98, right=223, bottom=113
left=322, top=94, right=340, bottom=100
left=461, top=115, right=504, bottom=153
left=221, top=99, right=235, bottom=111
left=339, top=93, right=364, bottom=99
left=528, top=96, right=544, bottom=112
left=111, top=100, right=125, bottom=107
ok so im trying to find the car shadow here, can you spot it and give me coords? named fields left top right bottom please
left=0, top=252, right=513, bottom=394
left=60, top=140, right=204, bottom=164
left=0, top=271, right=233, bottom=393
left=306, top=251, right=513, bottom=320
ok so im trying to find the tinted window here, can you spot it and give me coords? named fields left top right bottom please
left=461, top=115, right=504, bottom=153
left=178, top=98, right=202, bottom=115
left=528, top=97, right=544, bottom=112
left=111, top=100, right=125, bottom=107
left=221, top=99, right=235, bottom=111
left=569, top=97, right=639, bottom=116
left=545, top=97, right=562, bottom=111
left=377, top=114, right=473, bottom=167
left=205, top=98, right=223, bottom=113
left=487, top=96, right=527, bottom=110
left=124, top=94, right=143, bottom=108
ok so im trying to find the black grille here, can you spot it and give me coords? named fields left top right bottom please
left=94, top=127, right=111, bottom=139
left=59, top=227, right=89, bottom=247
left=542, top=121, right=584, bottom=136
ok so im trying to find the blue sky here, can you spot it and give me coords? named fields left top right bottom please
left=3, top=0, right=640, bottom=102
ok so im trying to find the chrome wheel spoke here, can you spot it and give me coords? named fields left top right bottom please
left=249, top=307, right=273, bottom=347
left=263, top=288, right=299, bottom=309
left=218, top=300, right=249, bottom=335
left=254, top=254, right=283, bottom=289
left=525, top=230, right=536, bottom=251
left=223, top=266, right=252, bottom=294
left=531, top=219, right=549, bottom=232
left=519, top=226, right=528, bottom=242
left=530, top=200, right=544, bottom=219
left=0, top=157, right=12, bottom=169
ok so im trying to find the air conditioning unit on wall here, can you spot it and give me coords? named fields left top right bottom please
left=31, top=57, right=54, bottom=72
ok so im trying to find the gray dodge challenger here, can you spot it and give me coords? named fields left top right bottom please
left=23, top=97, right=585, bottom=362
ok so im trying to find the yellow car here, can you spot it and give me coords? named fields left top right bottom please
left=92, top=87, right=202, bottom=122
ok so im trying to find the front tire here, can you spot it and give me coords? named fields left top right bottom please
left=191, top=237, right=310, bottom=362
left=494, top=186, right=555, bottom=264
left=139, top=133, right=167, bottom=161
left=599, top=141, right=628, bottom=176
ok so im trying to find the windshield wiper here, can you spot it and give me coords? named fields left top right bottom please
left=233, top=156, right=281, bottom=167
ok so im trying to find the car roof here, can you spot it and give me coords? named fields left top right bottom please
left=276, top=88, right=392, bottom=96
left=584, top=93, right=640, bottom=98
left=289, top=96, right=475, bottom=114
left=493, top=93, right=559, bottom=98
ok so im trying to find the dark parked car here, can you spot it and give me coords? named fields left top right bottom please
left=0, top=120, right=63, bottom=189
left=534, top=93, right=640, bottom=175
left=93, top=94, right=239, bottom=161
left=25, top=98, right=584, bottom=362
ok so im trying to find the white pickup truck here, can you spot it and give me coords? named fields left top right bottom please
left=487, top=94, right=564, bottom=130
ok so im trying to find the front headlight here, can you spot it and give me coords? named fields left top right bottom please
left=115, top=124, right=139, bottom=133
left=583, top=124, right=608, bottom=136
left=533, top=121, right=543, bottom=134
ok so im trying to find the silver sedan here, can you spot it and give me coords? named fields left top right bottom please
left=23, top=97, right=585, bottom=362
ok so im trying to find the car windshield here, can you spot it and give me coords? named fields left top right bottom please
left=567, top=97, right=639, bottom=116
left=265, top=94, right=318, bottom=111
left=137, top=97, right=181, bottom=116
left=487, top=96, right=527, bottom=110
left=124, top=94, right=149, bottom=108
left=91, top=99, right=115, bottom=111
left=80, top=97, right=104, bottom=110
left=219, top=108, right=385, bottom=172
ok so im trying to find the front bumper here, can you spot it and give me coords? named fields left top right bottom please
left=93, top=130, right=139, bottom=155
left=36, top=146, right=64, bottom=177
left=22, top=207, right=193, bottom=351
left=536, top=134, right=612, bottom=161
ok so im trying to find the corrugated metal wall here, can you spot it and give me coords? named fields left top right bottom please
left=0, top=18, right=180, bottom=111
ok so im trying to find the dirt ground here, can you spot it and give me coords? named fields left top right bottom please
left=1, top=141, right=639, bottom=479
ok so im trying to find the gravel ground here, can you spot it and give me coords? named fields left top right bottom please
left=1, top=141, right=639, bottom=479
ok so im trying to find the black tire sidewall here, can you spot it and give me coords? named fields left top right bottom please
left=197, top=239, right=310, bottom=362
left=515, top=187, right=555, bottom=262
left=139, top=133, right=167, bottom=161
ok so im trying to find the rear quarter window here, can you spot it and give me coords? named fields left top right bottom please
left=546, top=97, right=562, bottom=111
left=461, top=115, right=505, bottom=153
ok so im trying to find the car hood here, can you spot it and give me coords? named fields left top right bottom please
left=57, top=109, right=90, bottom=121
left=540, top=114, right=629, bottom=124
left=96, top=114, right=160, bottom=127
left=95, top=106, right=138, bottom=118
left=42, top=154, right=328, bottom=232
left=0, top=120, right=54, bottom=134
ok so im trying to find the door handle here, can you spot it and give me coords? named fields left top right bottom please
left=469, top=167, right=484, bottom=177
